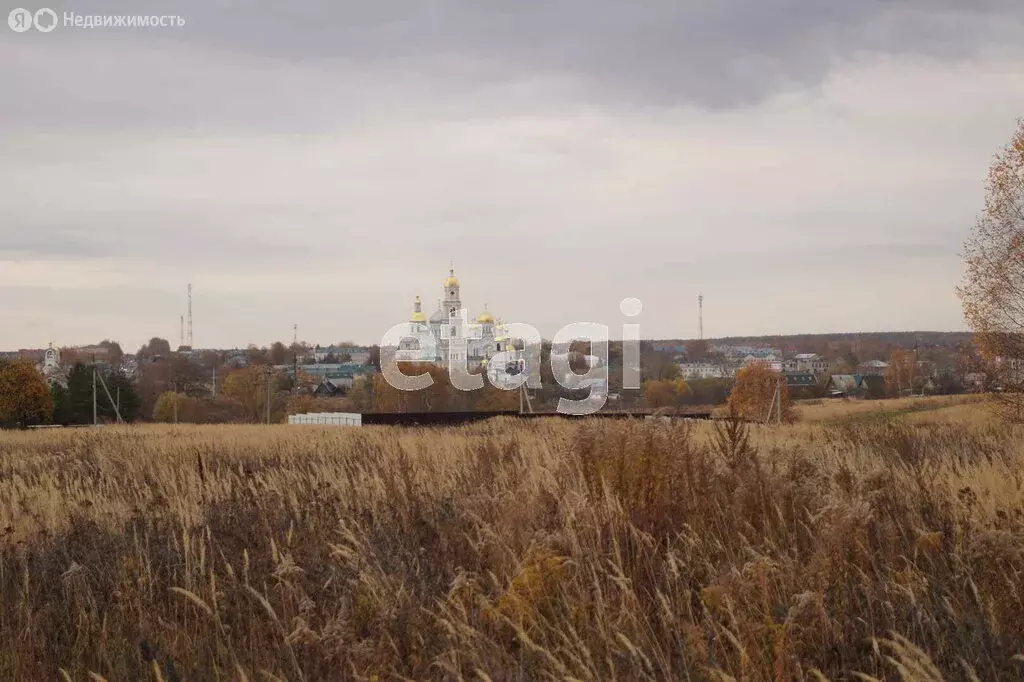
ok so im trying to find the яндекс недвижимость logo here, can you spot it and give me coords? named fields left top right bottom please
left=8, top=8, right=57, bottom=32
left=7, top=8, right=184, bottom=31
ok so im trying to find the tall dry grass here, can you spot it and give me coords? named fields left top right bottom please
left=0, top=406, right=1022, bottom=680
left=793, top=394, right=990, bottom=423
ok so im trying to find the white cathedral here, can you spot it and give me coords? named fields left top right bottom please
left=399, top=267, right=510, bottom=367
left=39, top=343, right=68, bottom=388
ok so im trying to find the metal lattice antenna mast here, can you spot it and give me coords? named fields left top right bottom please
left=180, top=314, right=184, bottom=349
left=698, top=294, right=704, bottom=340
left=187, top=283, right=193, bottom=348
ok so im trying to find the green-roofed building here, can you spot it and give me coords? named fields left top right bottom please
left=784, top=372, right=817, bottom=388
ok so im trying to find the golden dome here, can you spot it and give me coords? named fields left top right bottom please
left=410, top=295, right=427, bottom=323
left=476, top=305, right=494, bottom=324
left=443, top=267, right=459, bottom=288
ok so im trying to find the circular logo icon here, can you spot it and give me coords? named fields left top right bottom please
left=8, top=7, right=33, bottom=32
left=619, top=297, right=643, bottom=317
left=33, top=8, right=57, bottom=32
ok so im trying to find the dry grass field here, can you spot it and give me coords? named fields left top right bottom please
left=793, top=395, right=991, bottom=424
left=0, top=398, right=1022, bottom=680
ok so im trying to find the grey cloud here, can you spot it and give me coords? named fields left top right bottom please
left=1, top=0, right=1018, bottom=349
left=0, top=205, right=396, bottom=268
left=656, top=241, right=956, bottom=272
left=1, top=0, right=1021, bottom=134
left=140, top=0, right=1024, bottom=109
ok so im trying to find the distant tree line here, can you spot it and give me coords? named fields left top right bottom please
left=0, top=359, right=140, bottom=428
left=52, top=364, right=141, bottom=425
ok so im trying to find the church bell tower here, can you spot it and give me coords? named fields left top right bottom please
left=443, top=265, right=461, bottom=319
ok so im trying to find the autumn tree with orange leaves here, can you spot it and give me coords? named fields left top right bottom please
left=728, top=364, right=793, bottom=423
left=958, top=119, right=1024, bottom=420
left=0, top=360, right=53, bottom=427
left=885, top=349, right=918, bottom=397
left=642, top=379, right=692, bottom=412
left=221, top=366, right=287, bottom=423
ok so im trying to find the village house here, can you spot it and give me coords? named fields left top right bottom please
left=312, top=345, right=371, bottom=365
left=857, top=359, right=890, bottom=376
left=827, top=374, right=861, bottom=398
left=678, top=362, right=733, bottom=379
left=742, top=355, right=783, bottom=372
left=782, top=353, right=831, bottom=374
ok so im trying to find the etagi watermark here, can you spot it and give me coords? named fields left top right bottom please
left=378, top=297, right=644, bottom=416
left=8, top=7, right=185, bottom=32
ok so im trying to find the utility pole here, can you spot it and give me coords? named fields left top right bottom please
left=265, top=368, right=273, bottom=425
left=92, top=367, right=97, bottom=425
left=765, top=377, right=783, bottom=425
left=914, top=334, right=921, bottom=398
left=777, top=377, right=782, bottom=424
left=292, top=325, right=299, bottom=395
left=96, top=371, right=124, bottom=423
left=212, top=365, right=217, bottom=397
left=172, top=381, right=178, bottom=424
left=519, top=382, right=534, bottom=414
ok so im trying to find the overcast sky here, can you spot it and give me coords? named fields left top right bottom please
left=2, top=0, right=1023, bottom=351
